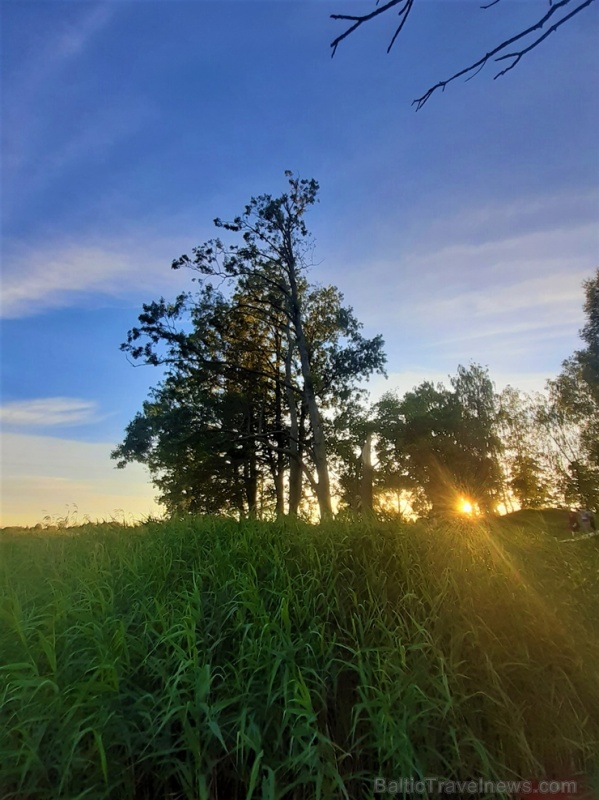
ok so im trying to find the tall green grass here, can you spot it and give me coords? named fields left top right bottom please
left=1, top=515, right=598, bottom=799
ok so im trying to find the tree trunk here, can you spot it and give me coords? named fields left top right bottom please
left=284, top=330, right=303, bottom=515
left=273, top=470, right=285, bottom=516
left=244, top=456, right=258, bottom=517
left=284, top=232, right=332, bottom=519
left=360, top=433, right=374, bottom=514
left=294, top=330, right=331, bottom=517
left=273, top=331, right=287, bottom=516
left=244, top=405, right=258, bottom=517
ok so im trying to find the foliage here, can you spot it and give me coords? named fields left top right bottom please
left=2, top=515, right=598, bottom=799
left=579, top=269, right=599, bottom=404
left=113, top=283, right=289, bottom=518
left=372, top=364, right=504, bottom=516
left=117, top=199, right=598, bottom=521
left=114, top=175, right=386, bottom=519
left=543, top=270, right=599, bottom=509
left=496, top=386, right=553, bottom=510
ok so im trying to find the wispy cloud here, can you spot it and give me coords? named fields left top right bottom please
left=410, top=270, right=588, bottom=333
left=4, top=4, right=116, bottom=176
left=0, top=398, right=99, bottom=427
left=336, top=191, right=596, bottom=378
left=341, top=216, right=593, bottom=363
left=424, top=188, right=599, bottom=250
left=338, top=188, right=597, bottom=330
left=51, top=5, right=114, bottom=60
left=2, top=4, right=157, bottom=228
left=7, top=101, right=155, bottom=215
left=0, top=230, right=197, bottom=318
left=6, top=5, right=114, bottom=91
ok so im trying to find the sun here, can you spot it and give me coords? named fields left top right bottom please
left=459, top=499, right=474, bottom=515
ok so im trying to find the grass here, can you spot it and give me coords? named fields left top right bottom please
left=1, top=513, right=598, bottom=799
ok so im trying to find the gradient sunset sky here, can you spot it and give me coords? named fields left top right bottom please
left=1, top=0, right=598, bottom=526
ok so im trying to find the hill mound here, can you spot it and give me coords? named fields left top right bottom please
left=498, top=507, right=570, bottom=536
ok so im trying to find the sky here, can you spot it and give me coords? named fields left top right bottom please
left=1, top=0, right=598, bottom=526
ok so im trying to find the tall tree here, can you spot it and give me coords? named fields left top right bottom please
left=112, top=286, right=283, bottom=517
left=170, top=173, right=385, bottom=518
left=326, top=396, right=375, bottom=514
left=576, top=269, right=599, bottom=405
left=543, top=270, right=599, bottom=509
left=496, top=386, right=552, bottom=510
left=368, top=390, right=423, bottom=517
left=330, top=0, right=596, bottom=109
left=449, top=364, right=504, bottom=513
left=114, top=175, right=386, bottom=519
left=111, top=375, right=255, bottom=517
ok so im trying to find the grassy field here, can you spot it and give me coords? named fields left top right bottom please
left=1, top=513, right=598, bottom=799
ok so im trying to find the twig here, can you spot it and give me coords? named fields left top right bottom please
left=329, top=0, right=597, bottom=109
left=412, top=0, right=594, bottom=109
left=331, top=0, right=414, bottom=57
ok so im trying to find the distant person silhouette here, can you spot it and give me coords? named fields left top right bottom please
left=568, top=508, right=597, bottom=536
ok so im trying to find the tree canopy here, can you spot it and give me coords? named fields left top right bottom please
left=114, top=174, right=599, bottom=520
left=544, top=269, right=599, bottom=509
left=113, top=174, right=386, bottom=520
left=372, top=365, right=504, bottom=516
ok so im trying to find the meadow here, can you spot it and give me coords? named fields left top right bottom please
left=1, top=513, right=598, bottom=799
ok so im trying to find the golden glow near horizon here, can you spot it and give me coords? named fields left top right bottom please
left=0, top=432, right=164, bottom=529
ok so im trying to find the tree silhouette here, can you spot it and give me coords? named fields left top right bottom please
left=115, top=175, right=386, bottom=520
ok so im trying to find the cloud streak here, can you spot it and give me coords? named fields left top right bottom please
left=411, top=270, right=588, bottom=333
left=330, top=191, right=596, bottom=378
left=0, top=397, right=100, bottom=427
left=337, top=185, right=597, bottom=328
left=2, top=5, right=158, bottom=231
left=4, top=4, right=116, bottom=177
left=341, top=216, right=593, bottom=359
left=0, top=231, right=196, bottom=318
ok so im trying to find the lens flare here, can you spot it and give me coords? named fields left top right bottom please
left=460, top=499, right=473, bottom=515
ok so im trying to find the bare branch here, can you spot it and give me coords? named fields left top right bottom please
left=330, top=0, right=414, bottom=57
left=412, top=0, right=594, bottom=110
left=386, top=0, right=414, bottom=53
left=493, top=0, right=595, bottom=79
left=329, top=0, right=597, bottom=109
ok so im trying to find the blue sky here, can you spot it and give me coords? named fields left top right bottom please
left=1, top=0, right=598, bottom=525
